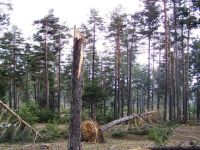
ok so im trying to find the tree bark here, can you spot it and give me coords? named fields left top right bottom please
left=68, top=27, right=85, bottom=150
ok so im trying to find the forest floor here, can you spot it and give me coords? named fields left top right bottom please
left=167, top=124, right=200, bottom=146
left=1, top=124, right=200, bottom=150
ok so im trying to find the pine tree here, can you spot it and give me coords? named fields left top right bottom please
left=33, top=9, right=70, bottom=110
left=108, top=6, right=127, bottom=118
left=0, top=26, right=25, bottom=110
left=87, top=8, right=104, bottom=120
left=140, top=0, right=160, bottom=111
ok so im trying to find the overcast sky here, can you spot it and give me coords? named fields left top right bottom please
left=10, top=0, right=142, bottom=38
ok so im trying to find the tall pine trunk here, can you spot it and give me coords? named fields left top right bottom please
left=91, top=20, right=96, bottom=120
left=114, top=29, right=121, bottom=118
left=13, top=42, right=17, bottom=110
left=163, top=0, right=169, bottom=121
left=127, top=39, right=133, bottom=115
left=147, top=36, right=151, bottom=111
left=58, top=49, right=61, bottom=114
left=44, top=19, right=49, bottom=108
left=173, top=0, right=180, bottom=122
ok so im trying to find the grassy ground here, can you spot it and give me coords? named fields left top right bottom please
left=0, top=124, right=153, bottom=150
left=2, top=124, right=200, bottom=150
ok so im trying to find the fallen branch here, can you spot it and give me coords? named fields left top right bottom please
left=0, top=100, right=42, bottom=142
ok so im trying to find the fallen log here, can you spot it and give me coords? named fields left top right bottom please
left=100, top=111, right=158, bottom=132
left=148, top=145, right=200, bottom=150
left=100, top=114, right=137, bottom=132
left=81, top=111, right=159, bottom=143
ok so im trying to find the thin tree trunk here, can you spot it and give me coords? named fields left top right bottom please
left=183, top=28, right=190, bottom=122
left=181, top=24, right=186, bottom=123
left=58, top=49, right=61, bottom=114
left=170, top=52, right=175, bottom=121
left=147, top=36, right=151, bottom=111
left=9, top=84, right=12, bottom=108
left=127, top=32, right=134, bottom=115
left=121, top=78, right=124, bottom=117
left=13, top=49, right=17, bottom=110
left=157, top=46, right=161, bottom=110
left=114, top=81, right=117, bottom=119
left=152, top=44, right=155, bottom=111
left=115, top=29, right=121, bottom=118
left=34, top=82, right=37, bottom=102
left=91, top=20, right=96, bottom=120
left=137, top=90, right=139, bottom=114
left=169, top=52, right=173, bottom=121
left=197, top=90, right=200, bottom=121
left=44, top=19, right=49, bottom=108
left=163, top=0, right=169, bottom=121
left=25, top=68, right=29, bottom=102
left=173, top=0, right=179, bottom=121
left=68, top=27, right=84, bottom=150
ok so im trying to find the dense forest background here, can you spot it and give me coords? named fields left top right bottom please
left=0, top=0, right=200, bottom=124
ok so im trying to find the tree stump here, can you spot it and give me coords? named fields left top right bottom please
left=81, top=120, right=104, bottom=143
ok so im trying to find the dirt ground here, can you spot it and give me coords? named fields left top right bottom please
left=0, top=138, right=153, bottom=150
left=1, top=124, right=200, bottom=150
left=167, top=124, right=200, bottom=146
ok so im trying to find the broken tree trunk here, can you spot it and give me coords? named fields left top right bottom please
left=68, top=26, right=85, bottom=150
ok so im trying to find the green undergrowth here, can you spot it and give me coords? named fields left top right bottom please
left=38, top=122, right=69, bottom=142
left=147, top=122, right=179, bottom=145
left=111, top=123, right=179, bottom=145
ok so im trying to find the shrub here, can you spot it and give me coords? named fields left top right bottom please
left=37, top=108, right=55, bottom=123
left=18, top=102, right=39, bottom=124
left=96, top=111, right=114, bottom=124
left=58, top=114, right=70, bottom=124
left=0, top=125, right=34, bottom=143
left=111, top=130, right=127, bottom=138
left=104, top=111, right=114, bottom=123
left=128, top=128, right=149, bottom=135
left=39, top=122, right=69, bottom=142
left=148, top=127, right=172, bottom=145
left=39, top=122, right=61, bottom=141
